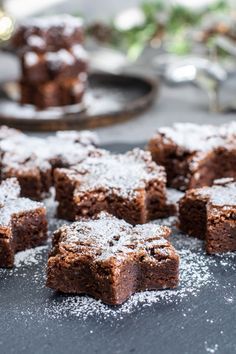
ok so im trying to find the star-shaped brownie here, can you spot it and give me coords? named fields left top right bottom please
left=46, top=212, right=179, bottom=305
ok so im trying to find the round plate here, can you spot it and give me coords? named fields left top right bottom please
left=0, top=72, right=158, bottom=132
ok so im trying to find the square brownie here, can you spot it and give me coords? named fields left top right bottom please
left=46, top=212, right=179, bottom=305
left=54, top=148, right=172, bottom=224
left=11, top=15, right=84, bottom=52
left=148, top=122, right=236, bottom=191
left=179, top=178, right=236, bottom=254
left=0, top=178, right=48, bottom=267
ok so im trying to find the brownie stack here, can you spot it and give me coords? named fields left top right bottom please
left=11, top=15, right=88, bottom=109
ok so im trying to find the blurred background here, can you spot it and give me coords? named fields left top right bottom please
left=0, top=0, right=236, bottom=142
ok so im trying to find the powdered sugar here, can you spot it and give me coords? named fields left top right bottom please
left=0, top=178, right=20, bottom=203
left=27, top=35, right=45, bottom=49
left=71, top=45, right=88, bottom=61
left=1, top=195, right=236, bottom=325
left=55, top=212, right=172, bottom=261
left=157, top=121, right=236, bottom=152
left=24, top=52, right=39, bottom=67
left=0, top=129, right=99, bottom=171
left=46, top=49, right=75, bottom=68
left=44, top=224, right=220, bottom=320
left=0, top=178, right=44, bottom=225
left=14, top=245, right=48, bottom=268
left=69, top=148, right=165, bottom=199
left=192, top=178, right=236, bottom=206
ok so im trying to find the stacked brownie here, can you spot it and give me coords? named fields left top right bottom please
left=0, top=178, right=47, bottom=267
left=11, top=15, right=88, bottom=109
left=148, top=122, right=236, bottom=191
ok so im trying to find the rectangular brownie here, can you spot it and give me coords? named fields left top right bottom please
left=179, top=178, right=236, bottom=254
left=148, top=122, right=236, bottom=191
left=21, top=45, right=88, bottom=84
left=0, top=178, right=48, bottom=267
left=11, top=15, right=84, bottom=52
left=46, top=212, right=179, bottom=305
left=54, top=148, right=173, bottom=224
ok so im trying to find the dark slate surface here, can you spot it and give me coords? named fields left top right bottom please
left=0, top=142, right=236, bottom=354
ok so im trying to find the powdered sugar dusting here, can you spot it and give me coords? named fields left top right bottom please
left=70, top=148, right=165, bottom=199
left=157, top=121, right=236, bottom=152
left=1, top=195, right=236, bottom=325
left=0, top=178, right=44, bottom=225
left=43, top=210, right=223, bottom=321
left=44, top=229, right=219, bottom=320
left=192, top=178, right=236, bottom=206
left=55, top=212, right=172, bottom=261
left=0, top=129, right=99, bottom=170
left=14, top=245, right=48, bottom=268
left=0, top=177, right=20, bottom=204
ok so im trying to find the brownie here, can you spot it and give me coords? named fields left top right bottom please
left=1, top=155, right=51, bottom=201
left=148, top=122, right=236, bottom=191
left=0, top=178, right=48, bottom=267
left=21, top=45, right=88, bottom=83
left=20, top=74, right=86, bottom=109
left=11, top=15, right=84, bottom=52
left=46, top=212, right=179, bottom=305
left=54, top=148, right=173, bottom=224
left=179, top=178, right=236, bottom=254
left=0, top=129, right=99, bottom=200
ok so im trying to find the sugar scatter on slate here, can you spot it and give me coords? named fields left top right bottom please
left=1, top=192, right=236, bottom=323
